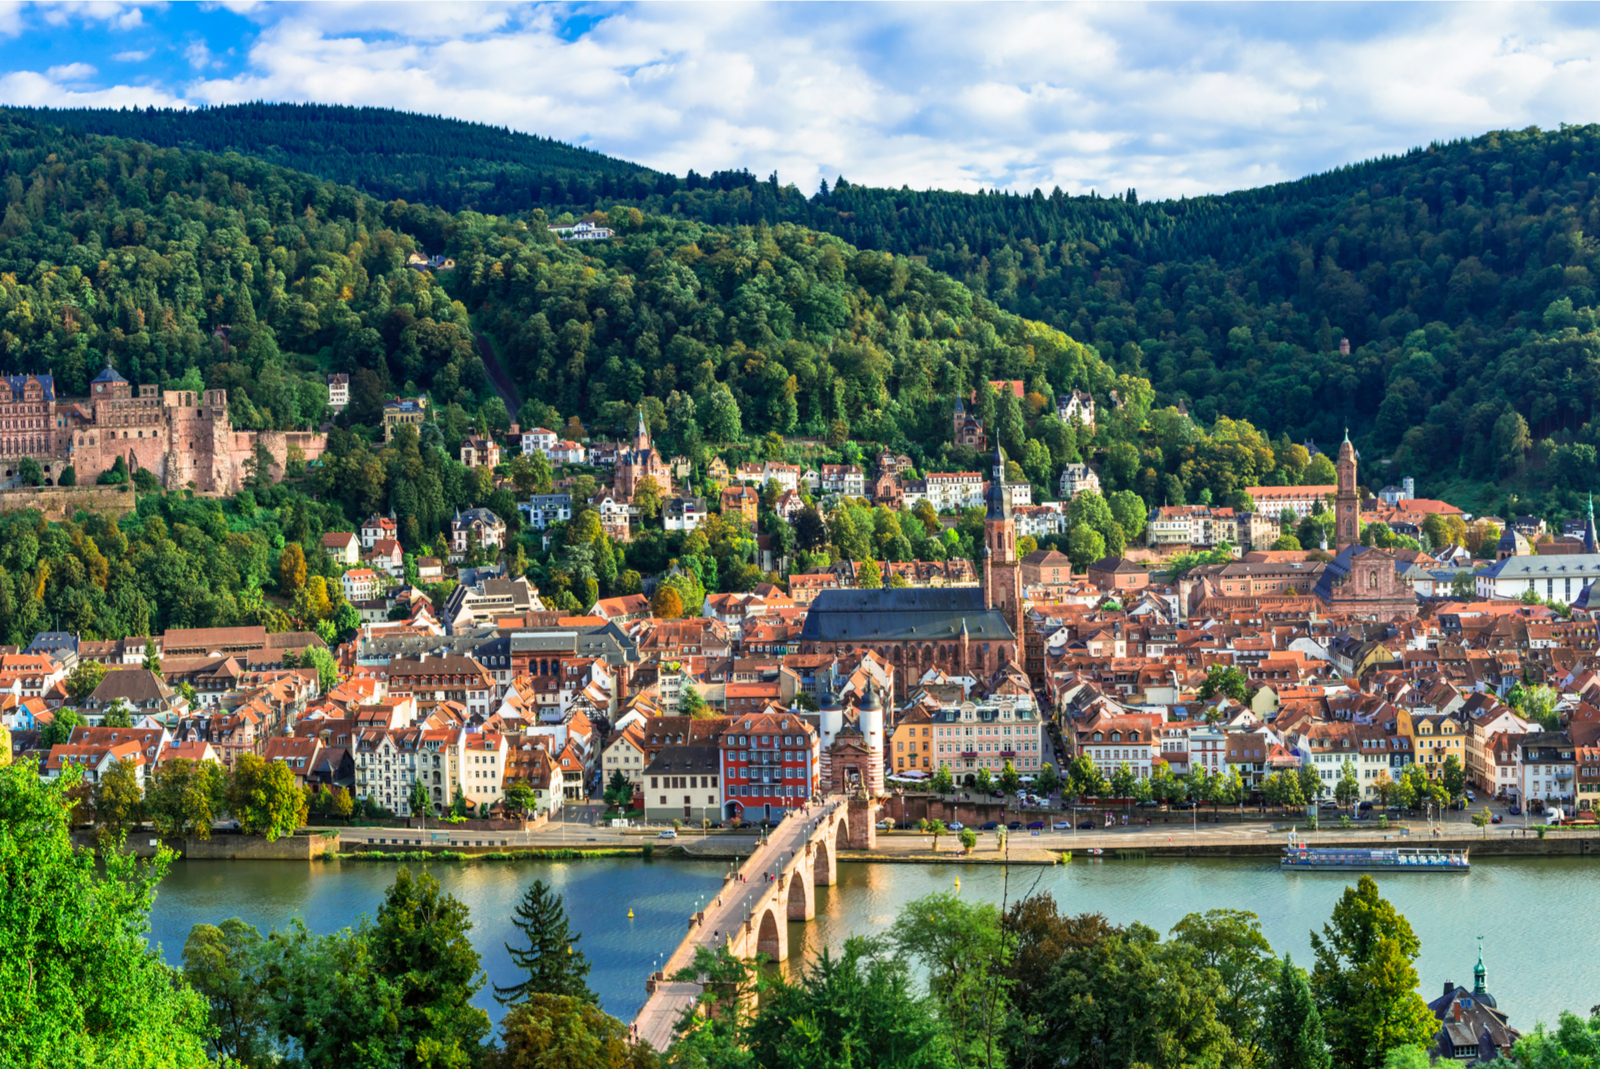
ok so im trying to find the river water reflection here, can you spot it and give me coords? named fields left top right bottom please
left=149, top=855, right=1600, bottom=1029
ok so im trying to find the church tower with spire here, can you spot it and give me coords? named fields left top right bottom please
left=1335, top=429, right=1360, bottom=551
left=983, top=443, right=1023, bottom=663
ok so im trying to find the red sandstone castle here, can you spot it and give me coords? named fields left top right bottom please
left=0, top=362, right=325, bottom=492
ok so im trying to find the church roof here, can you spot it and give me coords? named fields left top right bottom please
left=797, top=587, right=1016, bottom=643
left=91, top=362, right=126, bottom=385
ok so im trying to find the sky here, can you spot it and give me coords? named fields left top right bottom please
left=4, top=2, right=1600, bottom=200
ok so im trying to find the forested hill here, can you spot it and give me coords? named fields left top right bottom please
left=25, top=104, right=1600, bottom=516
left=2, top=103, right=662, bottom=212
left=578, top=124, right=1600, bottom=517
left=0, top=113, right=1129, bottom=483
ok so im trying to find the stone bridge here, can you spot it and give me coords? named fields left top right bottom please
left=631, top=792, right=880, bottom=1051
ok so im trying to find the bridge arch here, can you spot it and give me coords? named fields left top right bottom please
left=755, top=905, right=786, bottom=961
left=786, top=862, right=814, bottom=921
left=834, top=813, right=848, bottom=855
left=813, top=838, right=834, bottom=887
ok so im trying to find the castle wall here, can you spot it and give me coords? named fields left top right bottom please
left=5, top=382, right=326, bottom=495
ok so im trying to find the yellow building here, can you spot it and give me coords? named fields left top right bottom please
left=1405, top=711, right=1465, bottom=778
left=891, top=705, right=934, bottom=774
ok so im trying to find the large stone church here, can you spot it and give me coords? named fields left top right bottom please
left=613, top=408, right=672, bottom=501
left=797, top=444, right=1025, bottom=696
left=0, top=362, right=324, bottom=493
left=1313, top=433, right=1418, bottom=618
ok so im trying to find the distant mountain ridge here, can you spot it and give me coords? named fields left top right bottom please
left=2, top=102, right=663, bottom=212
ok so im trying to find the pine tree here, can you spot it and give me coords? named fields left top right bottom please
left=493, top=879, right=595, bottom=1006
left=1263, top=954, right=1331, bottom=1069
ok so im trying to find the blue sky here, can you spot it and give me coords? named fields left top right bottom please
left=4, top=2, right=1600, bottom=199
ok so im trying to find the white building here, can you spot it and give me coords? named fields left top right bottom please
left=1476, top=554, right=1600, bottom=603
left=1059, top=463, right=1101, bottom=500
left=523, top=493, right=573, bottom=530
left=327, top=374, right=349, bottom=411
left=520, top=427, right=558, bottom=456
left=341, top=568, right=382, bottom=602
left=1057, top=389, right=1095, bottom=428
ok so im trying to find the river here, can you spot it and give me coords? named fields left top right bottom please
left=148, top=855, right=1600, bottom=1032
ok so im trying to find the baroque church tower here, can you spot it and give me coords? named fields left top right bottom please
left=1335, top=430, right=1360, bottom=551
left=982, top=443, right=1023, bottom=663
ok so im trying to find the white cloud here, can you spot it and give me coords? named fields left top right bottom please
left=0, top=2, right=23, bottom=37
left=46, top=62, right=97, bottom=80
left=0, top=68, right=183, bottom=107
left=16, top=3, right=1600, bottom=199
left=111, top=49, right=152, bottom=62
left=184, top=39, right=215, bottom=69
left=41, top=1, right=147, bottom=31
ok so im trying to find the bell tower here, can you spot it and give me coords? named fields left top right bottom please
left=982, top=443, right=1023, bottom=662
left=1335, top=429, right=1360, bottom=551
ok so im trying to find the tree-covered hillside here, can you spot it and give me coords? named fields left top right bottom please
left=4, top=103, right=659, bottom=213
left=30, top=105, right=1600, bottom=515
left=0, top=115, right=488, bottom=431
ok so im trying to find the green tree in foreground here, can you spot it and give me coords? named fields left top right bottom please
left=931, top=765, right=954, bottom=795
left=1505, top=1009, right=1600, bottom=1067
left=492, top=993, right=658, bottom=1069
left=494, top=879, right=596, bottom=1007
left=889, top=891, right=1012, bottom=1064
left=182, top=918, right=271, bottom=1065
left=0, top=762, right=210, bottom=1066
left=370, top=866, right=492, bottom=1065
left=1311, top=874, right=1438, bottom=1069
left=1261, top=954, right=1331, bottom=1069
left=1170, top=909, right=1278, bottom=1066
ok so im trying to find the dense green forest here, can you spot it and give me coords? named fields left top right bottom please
left=21, top=107, right=1600, bottom=515
left=2, top=102, right=660, bottom=212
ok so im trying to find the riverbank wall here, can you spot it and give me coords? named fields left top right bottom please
left=74, top=830, right=338, bottom=859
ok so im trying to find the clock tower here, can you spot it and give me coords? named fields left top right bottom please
left=1335, top=430, right=1360, bottom=551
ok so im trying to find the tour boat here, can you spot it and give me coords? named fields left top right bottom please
left=1280, top=837, right=1468, bottom=873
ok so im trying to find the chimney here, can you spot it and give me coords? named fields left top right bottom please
left=1453, top=1002, right=1462, bottom=1023
left=1444, top=981, right=1454, bottom=998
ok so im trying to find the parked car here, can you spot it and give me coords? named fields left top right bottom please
left=877, top=819, right=894, bottom=830
left=657, top=829, right=677, bottom=838
left=1491, top=814, right=1503, bottom=824
left=947, top=822, right=965, bottom=831
left=1052, top=820, right=1072, bottom=830
left=1509, top=804, right=1524, bottom=816
left=979, top=821, right=1000, bottom=830
left=1173, top=801, right=1196, bottom=810
left=1357, top=801, right=1373, bottom=811
left=1465, top=790, right=1476, bottom=802
left=1026, top=820, right=1046, bottom=830
left=1007, top=821, right=1023, bottom=830
left=1077, top=820, right=1096, bottom=830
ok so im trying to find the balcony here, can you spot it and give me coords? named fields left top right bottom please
left=999, top=750, right=1017, bottom=758
left=961, top=750, right=978, bottom=759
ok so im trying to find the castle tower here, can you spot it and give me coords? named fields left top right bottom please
left=858, top=678, right=884, bottom=797
left=818, top=684, right=843, bottom=787
left=1335, top=429, right=1360, bottom=551
left=983, top=442, right=1023, bottom=662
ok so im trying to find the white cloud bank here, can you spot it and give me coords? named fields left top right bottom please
left=9, top=2, right=1600, bottom=199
